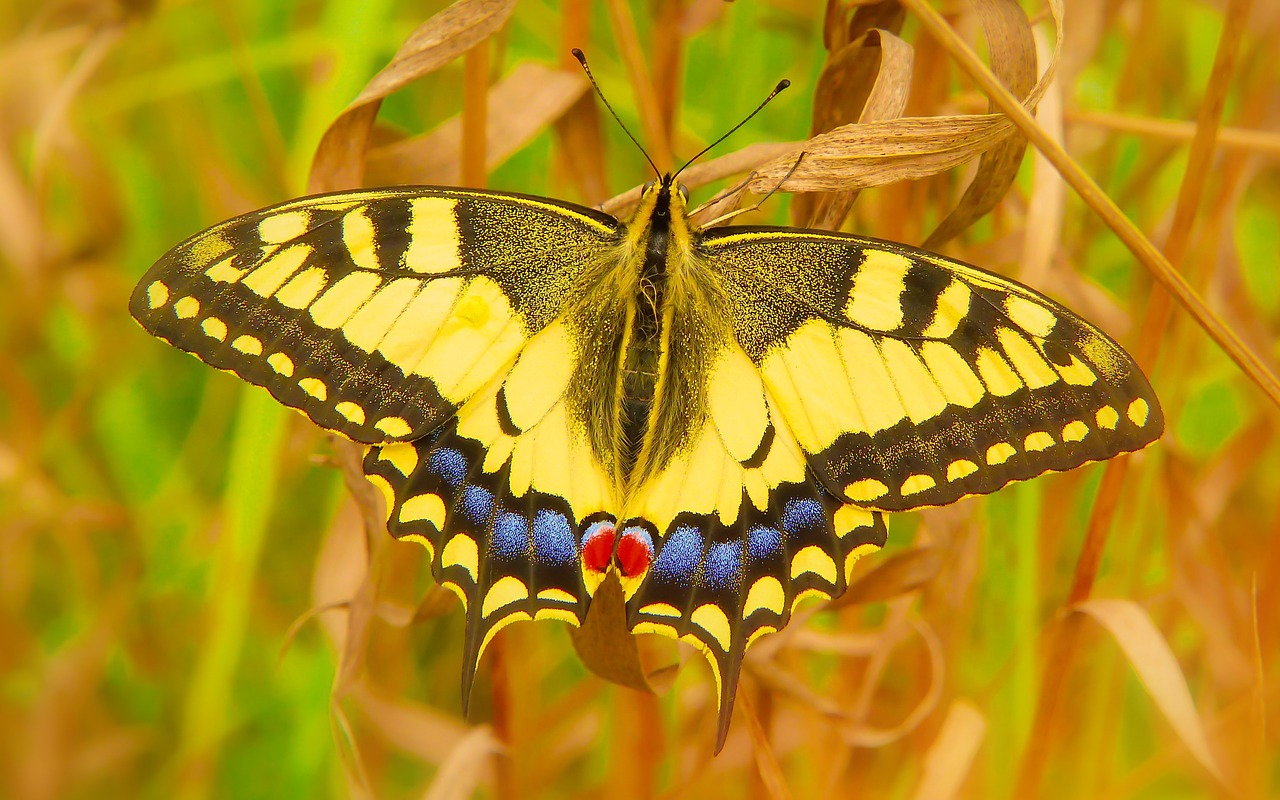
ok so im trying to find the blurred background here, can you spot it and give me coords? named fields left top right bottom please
left=0, top=0, right=1277, bottom=797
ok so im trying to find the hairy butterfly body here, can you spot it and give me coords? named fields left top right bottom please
left=131, top=171, right=1161, bottom=748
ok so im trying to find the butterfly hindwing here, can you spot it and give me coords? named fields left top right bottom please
left=704, top=229, right=1164, bottom=512
left=364, top=320, right=618, bottom=702
left=622, top=342, right=887, bottom=747
left=129, top=187, right=619, bottom=444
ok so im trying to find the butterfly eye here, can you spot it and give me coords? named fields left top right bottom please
left=677, top=183, right=689, bottom=202
left=642, top=179, right=656, bottom=193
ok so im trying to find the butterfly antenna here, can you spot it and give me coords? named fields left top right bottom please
left=572, top=49, right=661, bottom=178
left=672, top=78, right=790, bottom=180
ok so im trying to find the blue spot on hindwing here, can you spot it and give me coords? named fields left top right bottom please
left=492, top=512, right=530, bottom=560
left=747, top=525, right=782, bottom=561
left=781, top=498, right=824, bottom=535
left=459, top=485, right=494, bottom=524
left=652, top=526, right=702, bottom=586
left=703, top=541, right=743, bottom=590
left=533, top=509, right=575, bottom=566
left=428, top=447, right=467, bottom=488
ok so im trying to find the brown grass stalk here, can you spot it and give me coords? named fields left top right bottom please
left=899, top=0, right=1280, bottom=412
left=1008, top=0, right=1255, bottom=792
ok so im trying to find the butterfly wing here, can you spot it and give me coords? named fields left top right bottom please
left=131, top=187, right=624, bottom=703
left=702, top=228, right=1163, bottom=512
left=619, top=318, right=887, bottom=748
left=364, top=321, right=618, bottom=702
left=129, top=187, right=620, bottom=444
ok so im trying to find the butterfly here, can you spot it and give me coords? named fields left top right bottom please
left=128, top=76, right=1162, bottom=751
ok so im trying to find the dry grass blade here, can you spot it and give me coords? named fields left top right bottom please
left=420, top=725, right=502, bottom=800
left=749, top=114, right=1015, bottom=194
left=899, top=0, right=1280, bottom=409
left=352, top=681, right=473, bottom=765
left=366, top=62, right=589, bottom=186
left=909, top=699, right=986, bottom=800
left=308, top=0, right=517, bottom=192
left=923, top=0, right=1036, bottom=247
left=739, top=689, right=794, bottom=800
left=1073, top=600, right=1227, bottom=788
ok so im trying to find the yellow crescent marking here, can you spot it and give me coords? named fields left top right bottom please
left=482, top=576, right=530, bottom=618
left=365, top=473, right=396, bottom=520
left=536, top=588, right=578, bottom=604
left=790, top=587, right=831, bottom=614
left=986, top=442, right=1016, bottom=465
left=1127, top=398, right=1150, bottom=427
left=1096, top=405, right=1119, bottom=430
left=946, top=459, right=978, bottom=481
left=231, top=335, right=262, bottom=356
left=1061, top=421, right=1089, bottom=442
left=746, top=626, right=778, bottom=650
left=632, top=621, right=677, bottom=638
left=441, top=534, right=479, bottom=580
left=845, top=479, right=888, bottom=502
left=397, top=533, right=435, bottom=561
left=335, top=401, right=366, bottom=426
left=834, top=505, right=875, bottom=536
left=146, top=281, right=169, bottom=309
left=742, top=576, right=785, bottom=617
left=690, top=604, right=732, bottom=651
left=534, top=608, right=580, bottom=624
left=398, top=493, right=446, bottom=528
left=639, top=603, right=681, bottom=618
left=442, top=581, right=468, bottom=612
left=201, top=317, right=227, bottom=341
left=299, top=377, right=327, bottom=401
left=790, top=545, right=837, bottom=583
left=266, top=352, right=294, bottom=377
left=174, top=296, right=200, bottom=319
left=378, top=443, right=418, bottom=477
left=375, top=416, right=412, bottom=438
left=900, top=474, right=936, bottom=496
left=1024, top=431, right=1055, bottom=452
left=844, top=542, right=883, bottom=583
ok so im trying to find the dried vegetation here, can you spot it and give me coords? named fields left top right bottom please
left=0, top=0, right=1277, bottom=798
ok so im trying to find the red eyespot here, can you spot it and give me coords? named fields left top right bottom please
left=580, top=521, right=615, bottom=574
left=616, top=527, right=654, bottom=577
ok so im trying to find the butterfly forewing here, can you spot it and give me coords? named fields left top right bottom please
left=704, top=228, right=1163, bottom=512
left=129, top=187, right=620, bottom=444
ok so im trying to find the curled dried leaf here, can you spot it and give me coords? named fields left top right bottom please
left=923, top=0, right=1037, bottom=247
left=308, top=0, right=517, bottom=193
left=366, top=62, right=589, bottom=186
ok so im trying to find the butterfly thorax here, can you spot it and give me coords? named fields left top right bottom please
left=570, top=176, right=726, bottom=500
